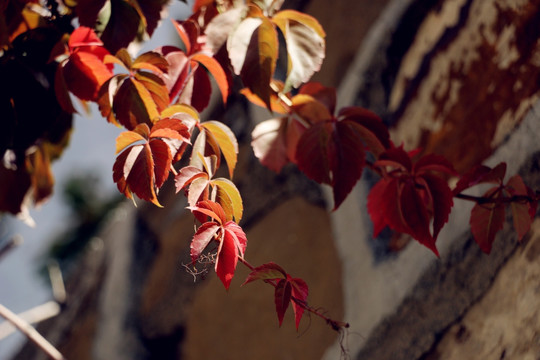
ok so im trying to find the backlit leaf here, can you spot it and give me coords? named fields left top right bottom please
left=191, top=221, right=220, bottom=261
left=201, top=121, right=239, bottom=178
left=271, top=10, right=325, bottom=91
left=211, top=178, right=243, bottom=222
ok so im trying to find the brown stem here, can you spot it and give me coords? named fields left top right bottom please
left=0, top=303, right=65, bottom=360
left=238, top=257, right=349, bottom=332
left=454, top=193, right=538, bottom=205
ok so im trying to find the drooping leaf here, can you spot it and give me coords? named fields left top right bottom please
left=63, top=49, right=113, bottom=101
left=274, top=278, right=292, bottom=326
left=470, top=187, right=505, bottom=254
left=201, top=121, right=239, bottom=178
left=251, top=117, right=289, bottom=172
left=191, top=221, right=220, bottom=262
left=188, top=200, right=227, bottom=224
left=296, top=120, right=366, bottom=210
left=242, top=262, right=287, bottom=285
left=271, top=10, right=325, bottom=91
left=290, top=277, right=308, bottom=330
left=338, top=107, right=391, bottom=157
left=399, top=180, right=437, bottom=255
left=113, top=142, right=161, bottom=206
left=113, top=120, right=190, bottom=206
left=242, top=262, right=308, bottom=329
left=453, top=162, right=506, bottom=195
left=420, top=174, right=455, bottom=241
left=192, top=53, right=230, bottom=104
left=211, top=178, right=243, bottom=222
left=111, top=77, right=160, bottom=129
left=368, top=148, right=456, bottom=255
left=100, top=0, right=142, bottom=53
left=506, top=175, right=533, bottom=241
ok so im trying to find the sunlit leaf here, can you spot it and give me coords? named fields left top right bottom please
left=271, top=10, right=325, bottom=91
left=211, top=178, right=243, bottom=222
left=201, top=121, right=239, bottom=178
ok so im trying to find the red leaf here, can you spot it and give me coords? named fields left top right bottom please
left=367, top=178, right=393, bottom=238
left=251, top=117, right=289, bottom=172
left=470, top=187, right=505, bottom=254
left=192, top=53, right=230, bottom=104
left=414, top=154, right=457, bottom=176
left=296, top=120, right=366, bottom=210
left=175, top=166, right=208, bottom=193
left=111, top=77, right=160, bottom=130
left=149, top=140, right=172, bottom=189
left=338, top=107, right=390, bottom=157
left=113, top=142, right=161, bottom=207
left=274, top=279, right=292, bottom=327
left=224, top=221, right=248, bottom=258
left=189, top=200, right=227, bottom=224
left=507, top=175, right=533, bottom=241
left=290, top=277, right=308, bottom=330
left=420, top=174, right=454, bottom=241
left=299, top=82, right=336, bottom=114
left=190, top=221, right=220, bottom=262
left=242, top=262, right=287, bottom=285
left=63, top=51, right=113, bottom=101
left=215, top=225, right=238, bottom=290
left=400, top=180, right=438, bottom=256
left=453, top=162, right=507, bottom=195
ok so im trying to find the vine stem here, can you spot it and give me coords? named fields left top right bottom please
left=0, top=303, right=65, bottom=360
left=237, top=257, right=349, bottom=332
left=454, top=192, right=539, bottom=204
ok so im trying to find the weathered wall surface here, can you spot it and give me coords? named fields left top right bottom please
left=324, top=0, right=540, bottom=359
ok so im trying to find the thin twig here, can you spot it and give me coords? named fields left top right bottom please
left=454, top=192, right=537, bottom=205
left=0, top=303, right=65, bottom=360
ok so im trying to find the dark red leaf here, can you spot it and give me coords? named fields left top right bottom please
left=274, top=279, right=292, bottom=327
left=399, top=180, right=438, bottom=256
left=470, top=187, right=505, bottom=254
left=453, top=162, right=507, bottom=195
left=506, top=175, right=533, bottom=241
left=216, top=225, right=239, bottom=290
left=296, top=120, right=366, bottom=209
left=242, top=262, right=288, bottom=285
left=420, top=174, right=454, bottom=241
left=290, top=277, right=308, bottom=330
